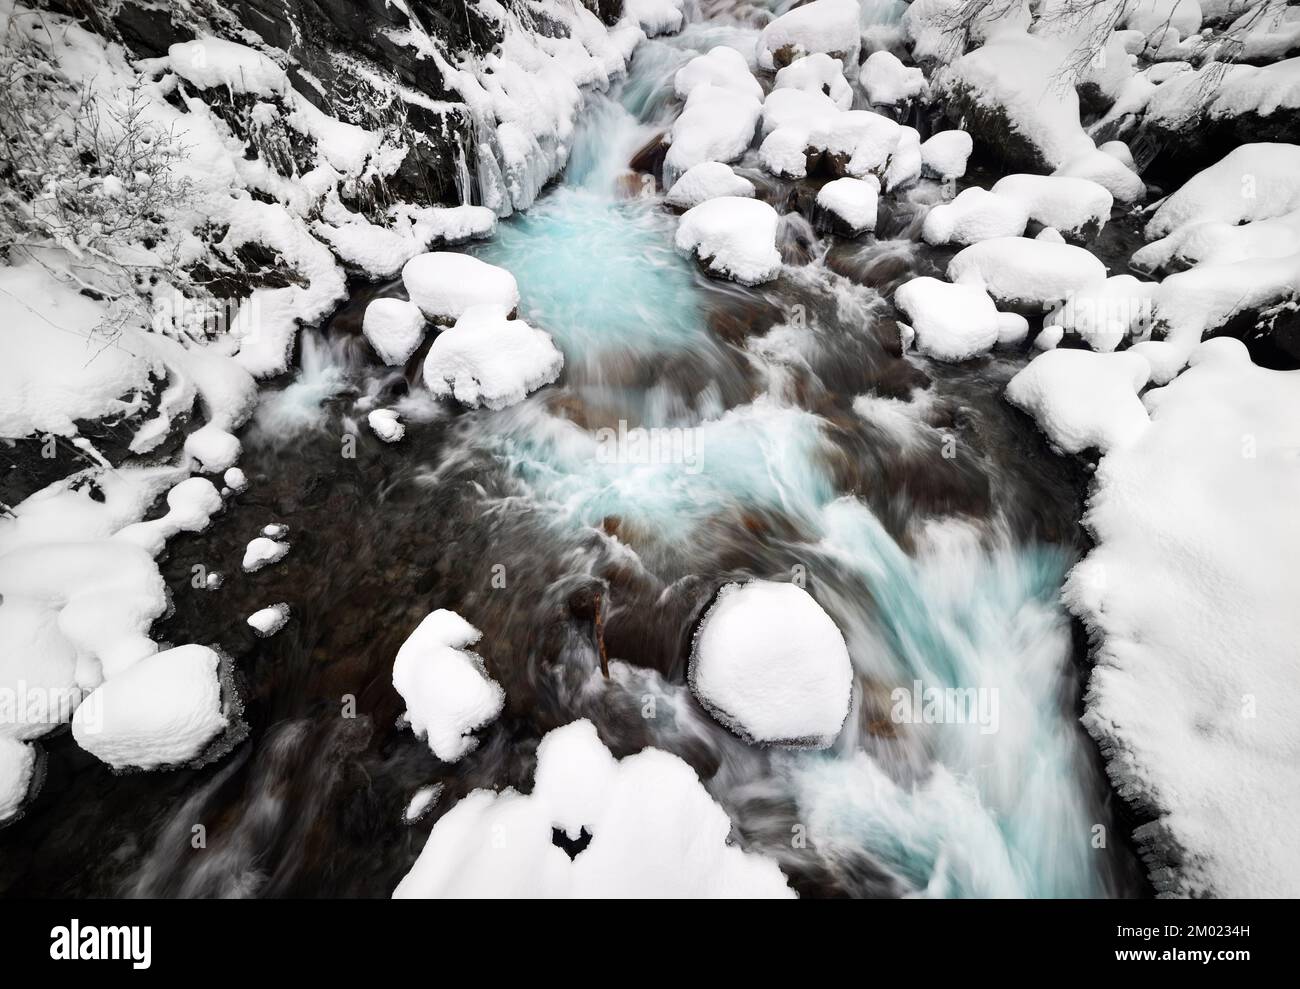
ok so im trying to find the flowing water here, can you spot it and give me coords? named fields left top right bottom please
left=0, top=6, right=1146, bottom=898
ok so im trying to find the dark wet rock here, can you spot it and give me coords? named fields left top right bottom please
left=629, top=130, right=669, bottom=187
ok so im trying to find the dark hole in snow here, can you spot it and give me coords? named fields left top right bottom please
left=551, top=826, right=592, bottom=860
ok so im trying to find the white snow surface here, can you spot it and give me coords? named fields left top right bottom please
left=665, top=83, right=762, bottom=180
left=756, top=0, right=862, bottom=72
left=666, top=161, right=756, bottom=210
left=401, top=253, right=520, bottom=323
left=922, top=187, right=1029, bottom=246
left=367, top=408, right=406, bottom=443
left=1145, top=143, right=1300, bottom=239
left=422, top=306, right=564, bottom=410
left=675, top=197, right=782, bottom=285
left=991, top=174, right=1113, bottom=238
left=920, top=129, right=973, bottom=180
left=247, top=603, right=291, bottom=637
left=775, top=52, right=853, bottom=109
left=860, top=50, right=926, bottom=106
left=817, top=176, right=879, bottom=234
left=242, top=536, right=289, bottom=573
left=624, top=0, right=685, bottom=38
left=674, top=46, right=762, bottom=102
left=363, top=298, right=427, bottom=366
left=947, top=237, right=1108, bottom=307
left=1006, top=349, right=1153, bottom=453
left=894, top=277, right=1003, bottom=361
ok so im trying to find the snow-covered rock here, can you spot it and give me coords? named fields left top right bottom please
left=883, top=126, right=923, bottom=191
left=362, top=298, right=427, bottom=366
left=1145, top=143, right=1300, bottom=239
left=922, top=188, right=1030, bottom=246
left=905, top=0, right=1032, bottom=64
left=223, top=467, right=248, bottom=493
left=817, top=177, right=880, bottom=236
left=1067, top=337, right=1300, bottom=896
left=394, top=719, right=795, bottom=897
left=1053, top=148, right=1146, bottom=204
left=859, top=50, right=927, bottom=107
left=1006, top=349, right=1152, bottom=454
left=665, top=84, right=763, bottom=180
left=242, top=536, right=289, bottom=573
left=1044, top=275, right=1159, bottom=352
left=625, top=0, right=686, bottom=38
left=895, top=277, right=1007, bottom=361
left=71, top=644, right=227, bottom=770
left=168, top=38, right=289, bottom=96
left=991, top=174, right=1114, bottom=239
left=948, top=237, right=1107, bottom=308
left=756, top=0, right=862, bottom=72
left=690, top=580, right=852, bottom=747
left=761, top=87, right=842, bottom=137
left=247, top=603, right=291, bottom=638
left=675, top=197, right=783, bottom=285
left=392, top=610, right=504, bottom=763
left=403, top=783, right=443, bottom=824
left=422, top=306, right=564, bottom=410
left=401, top=253, right=520, bottom=324
left=674, top=46, right=762, bottom=102
left=666, top=162, right=756, bottom=210
left=0, top=735, right=35, bottom=823
left=1135, top=208, right=1300, bottom=274
left=920, top=130, right=973, bottom=181
left=774, top=52, right=853, bottom=109
left=367, top=408, right=406, bottom=443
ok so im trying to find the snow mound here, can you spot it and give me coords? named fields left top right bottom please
left=817, top=176, right=879, bottom=235
left=1054, top=148, right=1146, bottom=204
left=422, top=306, right=563, bottom=410
left=883, top=126, right=923, bottom=192
left=761, top=87, right=841, bottom=137
left=0, top=737, right=35, bottom=823
left=690, top=580, right=852, bottom=747
left=756, top=0, right=862, bottom=72
left=392, top=610, right=504, bottom=763
left=920, top=129, right=973, bottom=181
left=362, top=298, right=427, bottom=366
left=666, top=161, right=756, bottom=210
left=675, top=46, right=763, bottom=102
left=991, top=174, right=1113, bottom=239
left=625, top=0, right=685, bottom=38
left=401, top=253, right=520, bottom=324
left=1135, top=208, right=1300, bottom=274
left=242, top=536, right=289, bottom=573
left=168, top=38, right=288, bottom=96
left=1067, top=338, right=1300, bottom=896
left=394, top=718, right=796, bottom=897
left=775, top=52, right=853, bottom=109
left=367, top=408, right=406, bottom=443
left=71, top=644, right=227, bottom=770
left=905, top=0, right=1032, bottom=63
left=948, top=237, right=1107, bottom=307
left=675, top=197, right=782, bottom=285
left=860, top=50, right=926, bottom=107
left=1145, top=143, right=1300, bottom=239
left=895, top=277, right=1005, bottom=361
left=665, top=84, right=762, bottom=180
left=1006, top=349, right=1152, bottom=454
left=1044, top=275, right=1159, bottom=352
left=247, top=603, right=291, bottom=638
left=923, top=188, right=1029, bottom=246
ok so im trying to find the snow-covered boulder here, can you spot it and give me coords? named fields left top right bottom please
left=817, top=177, right=879, bottom=236
left=1006, top=349, right=1152, bottom=453
left=920, top=130, right=973, bottom=181
left=1066, top=338, right=1300, bottom=896
left=1054, top=148, right=1146, bottom=204
left=1145, top=143, right=1300, bottom=239
left=168, top=38, right=289, bottom=96
left=1134, top=208, right=1300, bottom=274
left=922, top=187, right=1029, bottom=246
left=690, top=580, right=852, bottom=747
left=625, top=0, right=686, bottom=38
left=760, top=127, right=816, bottom=179
left=756, top=0, right=861, bottom=72
left=242, top=536, right=289, bottom=573
left=394, top=719, right=795, bottom=897
left=401, top=252, right=520, bottom=324
left=392, top=610, right=504, bottom=764
left=422, top=306, right=564, bottom=410
left=674, top=46, right=762, bottom=102
left=1043, top=275, right=1159, bottom=352
left=675, top=197, right=782, bottom=285
left=0, top=737, right=35, bottom=823
left=1122, top=0, right=1203, bottom=41
left=367, top=408, right=406, bottom=443
left=859, top=50, right=926, bottom=108
left=247, top=603, right=291, bottom=637
left=811, top=110, right=903, bottom=179
left=894, top=277, right=1013, bottom=361
left=666, top=161, right=756, bottom=210
left=362, top=298, right=427, bottom=366
left=761, top=87, right=842, bottom=137
left=71, top=644, right=228, bottom=770
left=665, top=84, right=763, bottom=180
left=990, top=174, right=1114, bottom=240
left=947, top=237, right=1107, bottom=308
left=883, top=126, right=923, bottom=191
left=774, top=52, right=853, bottom=109
left=905, top=0, right=1032, bottom=64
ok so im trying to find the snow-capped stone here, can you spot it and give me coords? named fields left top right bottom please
left=625, top=0, right=685, bottom=38
left=905, top=0, right=1032, bottom=64
left=392, top=610, right=504, bottom=763
left=1135, top=207, right=1300, bottom=275
left=184, top=423, right=242, bottom=474
left=812, top=110, right=902, bottom=178
left=947, top=237, right=1107, bottom=308
left=666, top=161, right=756, bottom=210
left=774, top=52, right=852, bottom=109
left=1005, top=349, right=1152, bottom=453
left=690, top=580, right=852, bottom=747
left=168, top=38, right=289, bottom=96
left=1036, top=227, right=1066, bottom=243
left=883, top=126, right=923, bottom=191
left=757, top=0, right=861, bottom=72
left=0, top=737, right=35, bottom=823
left=401, top=253, right=520, bottom=324
left=394, top=719, right=795, bottom=897
left=1054, top=148, right=1146, bottom=204
left=71, top=644, right=227, bottom=770
left=362, top=298, right=427, bottom=366
left=1044, top=275, right=1159, bottom=352
left=922, top=187, right=1029, bottom=246
left=223, top=467, right=248, bottom=493
left=761, top=87, right=841, bottom=137
left=817, top=177, right=879, bottom=236
left=920, top=129, right=973, bottom=181
left=991, top=174, right=1113, bottom=239
left=422, top=306, right=563, bottom=410
left=403, top=783, right=443, bottom=823
left=1145, top=143, right=1300, bottom=239
left=247, top=603, right=290, bottom=637
left=859, top=50, right=926, bottom=107
left=114, top=477, right=224, bottom=557
left=894, top=277, right=1003, bottom=362
left=675, top=197, right=782, bottom=285
left=261, top=523, right=288, bottom=539
left=665, top=84, right=763, bottom=180
left=242, top=536, right=289, bottom=573
left=759, top=127, right=814, bottom=178
left=1123, top=0, right=1202, bottom=40
left=367, top=408, right=406, bottom=443
left=674, top=46, right=762, bottom=102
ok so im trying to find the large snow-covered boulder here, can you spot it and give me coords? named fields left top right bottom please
left=817, top=176, right=879, bottom=236
left=690, top=580, right=853, bottom=747
left=362, top=298, right=427, bottom=366
left=774, top=52, right=853, bottom=109
left=422, top=306, right=564, bottom=410
left=756, top=0, right=862, bottom=72
left=1145, top=143, right=1300, bottom=239
left=1053, top=148, right=1146, bottom=204
left=674, top=46, right=762, bottom=102
left=71, top=645, right=228, bottom=770
left=920, top=130, right=973, bottom=181
left=1006, top=349, right=1153, bottom=453
left=392, top=609, right=504, bottom=763
left=666, top=161, right=756, bottom=210
left=675, top=197, right=782, bottom=285
left=991, top=174, right=1114, bottom=240
left=394, top=719, right=795, bottom=897
left=401, top=252, right=520, bottom=324
left=859, top=50, right=927, bottom=108
left=665, top=84, right=763, bottom=180
left=947, top=237, right=1107, bottom=308
left=923, top=188, right=1030, bottom=246
left=894, top=277, right=1017, bottom=361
